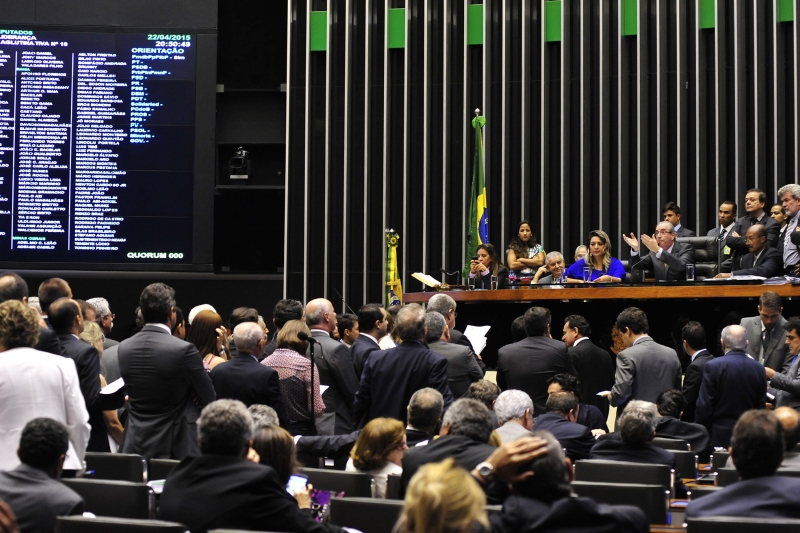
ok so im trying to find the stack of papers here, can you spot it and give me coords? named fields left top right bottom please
left=464, top=325, right=490, bottom=355
left=412, top=272, right=442, bottom=288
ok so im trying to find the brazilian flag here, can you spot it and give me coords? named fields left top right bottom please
left=462, top=113, right=489, bottom=278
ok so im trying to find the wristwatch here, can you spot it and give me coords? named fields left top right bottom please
left=475, top=461, right=494, bottom=482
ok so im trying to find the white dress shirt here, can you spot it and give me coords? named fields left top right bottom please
left=0, top=347, right=90, bottom=471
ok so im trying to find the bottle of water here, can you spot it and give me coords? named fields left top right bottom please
left=508, top=269, right=517, bottom=289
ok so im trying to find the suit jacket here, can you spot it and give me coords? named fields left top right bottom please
left=450, top=329, right=485, bottom=372
left=490, top=494, right=648, bottom=533
left=681, top=349, right=714, bottom=423
left=656, top=416, right=711, bottom=458
left=35, top=326, right=63, bottom=356
left=401, top=435, right=502, bottom=501
left=609, top=337, right=682, bottom=412
left=725, top=213, right=781, bottom=271
left=695, top=351, right=767, bottom=448
left=577, top=404, right=609, bottom=433
left=675, top=226, right=696, bottom=238
left=406, top=427, right=434, bottom=447
left=635, top=242, right=695, bottom=281
left=496, top=421, right=534, bottom=443
left=160, top=454, right=343, bottom=533
left=305, top=330, right=361, bottom=435
left=295, top=430, right=360, bottom=459
left=685, top=475, right=800, bottom=519
left=353, top=341, right=453, bottom=427
left=350, top=334, right=381, bottom=380
left=0, top=347, right=90, bottom=472
left=533, top=413, right=595, bottom=461
left=101, top=344, right=121, bottom=383
left=58, top=334, right=126, bottom=453
left=428, top=340, right=484, bottom=398
left=589, top=439, right=688, bottom=497
left=706, top=227, right=735, bottom=267
left=0, top=464, right=83, bottom=533
left=263, top=336, right=278, bottom=358
left=471, top=266, right=509, bottom=289
left=734, top=246, right=783, bottom=278
left=497, top=336, right=577, bottom=416
left=118, top=325, right=216, bottom=460
left=568, top=339, right=615, bottom=419
left=741, top=315, right=791, bottom=372
left=771, top=354, right=800, bottom=409
left=210, top=353, right=290, bottom=427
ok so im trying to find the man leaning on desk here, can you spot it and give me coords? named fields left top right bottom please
left=622, top=221, right=695, bottom=281
left=714, top=225, right=783, bottom=279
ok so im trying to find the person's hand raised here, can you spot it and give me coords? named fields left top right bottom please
left=622, top=233, right=639, bottom=252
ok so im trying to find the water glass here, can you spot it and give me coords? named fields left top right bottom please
left=491, top=275, right=498, bottom=290
left=582, top=266, right=591, bottom=283
left=686, top=264, right=695, bottom=282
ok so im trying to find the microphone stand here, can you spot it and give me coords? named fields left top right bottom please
left=333, top=288, right=356, bottom=314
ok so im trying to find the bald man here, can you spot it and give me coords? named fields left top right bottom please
left=305, top=298, right=360, bottom=435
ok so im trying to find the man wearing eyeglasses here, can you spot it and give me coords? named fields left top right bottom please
left=623, top=221, right=695, bottom=281
left=86, top=297, right=117, bottom=349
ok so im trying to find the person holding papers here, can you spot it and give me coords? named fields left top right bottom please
left=714, top=225, right=783, bottom=279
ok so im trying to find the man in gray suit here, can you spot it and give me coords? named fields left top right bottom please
left=427, top=293, right=480, bottom=361
left=766, top=317, right=800, bottom=409
left=741, top=291, right=791, bottom=373
left=426, top=312, right=484, bottom=398
left=119, top=283, right=216, bottom=460
left=0, top=418, right=83, bottom=533
left=623, top=221, right=695, bottom=281
left=601, top=307, right=682, bottom=415
left=494, top=390, right=534, bottom=443
left=305, top=298, right=360, bottom=435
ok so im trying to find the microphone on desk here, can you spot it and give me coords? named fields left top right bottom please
left=629, top=254, right=645, bottom=283
left=297, top=331, right=317, bottom=344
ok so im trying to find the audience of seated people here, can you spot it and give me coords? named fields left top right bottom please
left=7, top=262, right=800, bottom=531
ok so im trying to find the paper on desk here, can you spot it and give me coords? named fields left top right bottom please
left=464, top=325, right=490, bottom=355
left=412, top=272, right=442, bottom=288
left=100, top=377, right=125, bottom=395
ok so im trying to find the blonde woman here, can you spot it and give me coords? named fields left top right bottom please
left=79, top=322, right=124, bottom=451
left=564, top=230, right=625, bottom=283
left=346, top=418, right=406, bottom=498
left=400, top=458, right=488, bottom=533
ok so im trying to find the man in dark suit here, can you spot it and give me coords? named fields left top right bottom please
left=725, top=188, right=782, bottom=271
left=686, top=410, right=800, bottom=519
left=211, top=322, right=289, bottom=427
left=533, top=393, right=595, bottom=462
left=118, top=283, right=216, bottom=460
left=0, top=418, right=84, bottom=533
left=655, top=390, right=711, bottom=459
left=427, top=294, right=481, bottom=365
left=353, top=304, right=453, bottom=426
left=740, top=291, right=791, bottom=372
left=706, top=201, right=738, bottom=268
left=497, top=306, right=576, bottom=416
left=263, top=299, right=304, bottom=359
left=590, top=401, right=689, bottom=498
left=696, top=325, right=767, bottom=448
left=349, top=303, right=387, bottom=379
left=623, top=221, right=695, bottom=281
left=562, top=314, right=614, bottom=419
left=766, top=317, right=800, bottom=409
left=49, top=298, right=126, bottom=453
left=303, top=298, right=361, bottom=435
left=159, top=399, right=344, bottom=533
left=663, top=201, right=696, bottom=237
left=601, top=308, right=682, bottom=415
left=426, top=312, right=484, bottom=398
left=680, top=321, right=714, bottom=423
left=490, top=431, right=648, bottom=533
left=0, top=272, right=62, bottom=356
left=405, top=388, right=443, bottom=446
left=401, top=399, right=502, bottom=501
left=716, top=225, right=783, bottom=278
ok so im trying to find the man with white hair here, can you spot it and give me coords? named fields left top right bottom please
left=210, top=322, right=289, bottom=429
left=533, top=252, right=566, bottom=284
left=86, top=297, right=117, bottom=349
left=494, top=390, right=535, bottom=443
left=696, top=325, right=767, bottom=448
left=426, top=293, right=478, bottom=356
left=778, top=183, right=800, bottom=274
left=623, top=221, right=695, bottom=281
left=305, top=298, right=360, bottom=436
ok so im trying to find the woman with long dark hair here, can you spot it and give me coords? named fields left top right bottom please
left=469, top=243, right=509, bottom=288
left=506, top=220, right=546, bottom=283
